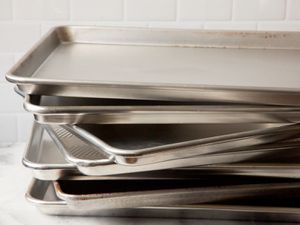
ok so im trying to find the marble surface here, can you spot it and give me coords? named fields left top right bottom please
left=0, top=143, right=296, bottom=225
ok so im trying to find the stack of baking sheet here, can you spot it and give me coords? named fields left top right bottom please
left=6, top=26, right=300, bottom=222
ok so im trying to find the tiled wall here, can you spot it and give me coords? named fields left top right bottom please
left=0, top=0, right=300, bottom=144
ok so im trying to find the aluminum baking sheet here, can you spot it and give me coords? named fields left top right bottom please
left=6, top=26, right=300, bottom=106
left=24, top=94, right=300, bottom=124
left=28, top=121, right=260, bottom=180
left=23, top=122, right=79, bottom=180
left=58, top=123, right=300, bottom=166
left=49, top=124, right=297, bottom=176
left=27, top=122, right=262, bottom=179
left=53, top=176, right=300, bottom=209
left=26, top=179, right=300, bottom=222
left=25, top=122, right=227, bottom=180
left=25, top=122, right=300, bottom=179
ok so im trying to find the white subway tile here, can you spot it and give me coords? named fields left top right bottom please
left=17, top=113, right=33, bottom=142
left=0, top=23, right=40, bottom=53
left=126, top=0, right=176, bottom=21
left=258, top=22, right=300, bottom=31
left=41, top=23, right=150, bottom=38
left=287, top=0, right=300, bottom=20
left=204, top=22, right=257, bottom=30
left=149, top=22, right=203, bottom=29
left=0, top=84, right=24, bottom=112
left=233, top=0, right=286, bottom=21
left=0, top=0, right=12, bottom=20
left=41, top=22, right=71, bottom=35
left=71, top=0, right=123, bottom=21
left=0, top=114, right=17, bottom=144
left=0, top=54, right=14, bottom=82
left=41, top=22, right=105, bottom=36
left=95, top=21, right=149, bottom=27
left=14, top=0, right=69, bottom=20
left=41, top=22, right=150, bottom=35
left=179, top=0, right=232, bottom=21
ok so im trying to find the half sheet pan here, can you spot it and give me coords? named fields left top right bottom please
left=55, top=123, right=300, bottom=166
left=49, top=124, right=295, bottom=175
left=24, top=121, right=239, bottom=180
left=53, top=177, right=300, bottom=209
left=25, top=122, right=300, bottom=179
left=26, top=179, right=300, bottom=222
left=6, top=26, right=300, bottom=106
left=24, top=94, right=300, bottom=124
left=26, top=180, right=300, bottom=222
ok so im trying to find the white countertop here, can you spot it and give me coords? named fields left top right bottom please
left=0, top=143, right=294, bottom=225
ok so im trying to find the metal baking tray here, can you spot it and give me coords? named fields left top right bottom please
left=48, top=124, right=298, bottom=176
left=23, top=122, right=78, bottom=180
left=53, top=176, right=300, bottom=209
left=25, top=121, right=250, bottom=180
left=24, top=94, right=300, bottom=124
left=26, top=179, right=300, bottom=222
left=53, top=123, right=300, bottom=166
left=25, top=122, right=300, bottom=179
left=6, top=26, right=300, bottom=106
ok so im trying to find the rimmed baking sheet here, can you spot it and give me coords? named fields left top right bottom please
left=58, top=123, right=300, bottom=166
left=24, top=94, right=300, bottom=124
left=25, top=122, right=300, bottom=179
left=25, top=178, right=300, bottom=222
left=7, top=26, right=300, bottom=106
left=53, top=177, right=300, bottom=209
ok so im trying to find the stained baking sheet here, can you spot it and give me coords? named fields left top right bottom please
left=53, top=176, right=300, bottom=209
left=6, top=26, right=300, bottom=106
left=24, top=94, right=300, bottom=124
left=26, top=179, right=300, bottom=222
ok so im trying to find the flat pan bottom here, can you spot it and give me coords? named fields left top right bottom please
left=27, top=179, right=300, bottom=222
left=33, top=43, right=300, bottom=89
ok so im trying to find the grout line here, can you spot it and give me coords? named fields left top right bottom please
left=285, top=0, right=289, bottom=21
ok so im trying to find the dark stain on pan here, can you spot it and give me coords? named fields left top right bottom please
left=56, top=27, right=74, bottom=42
